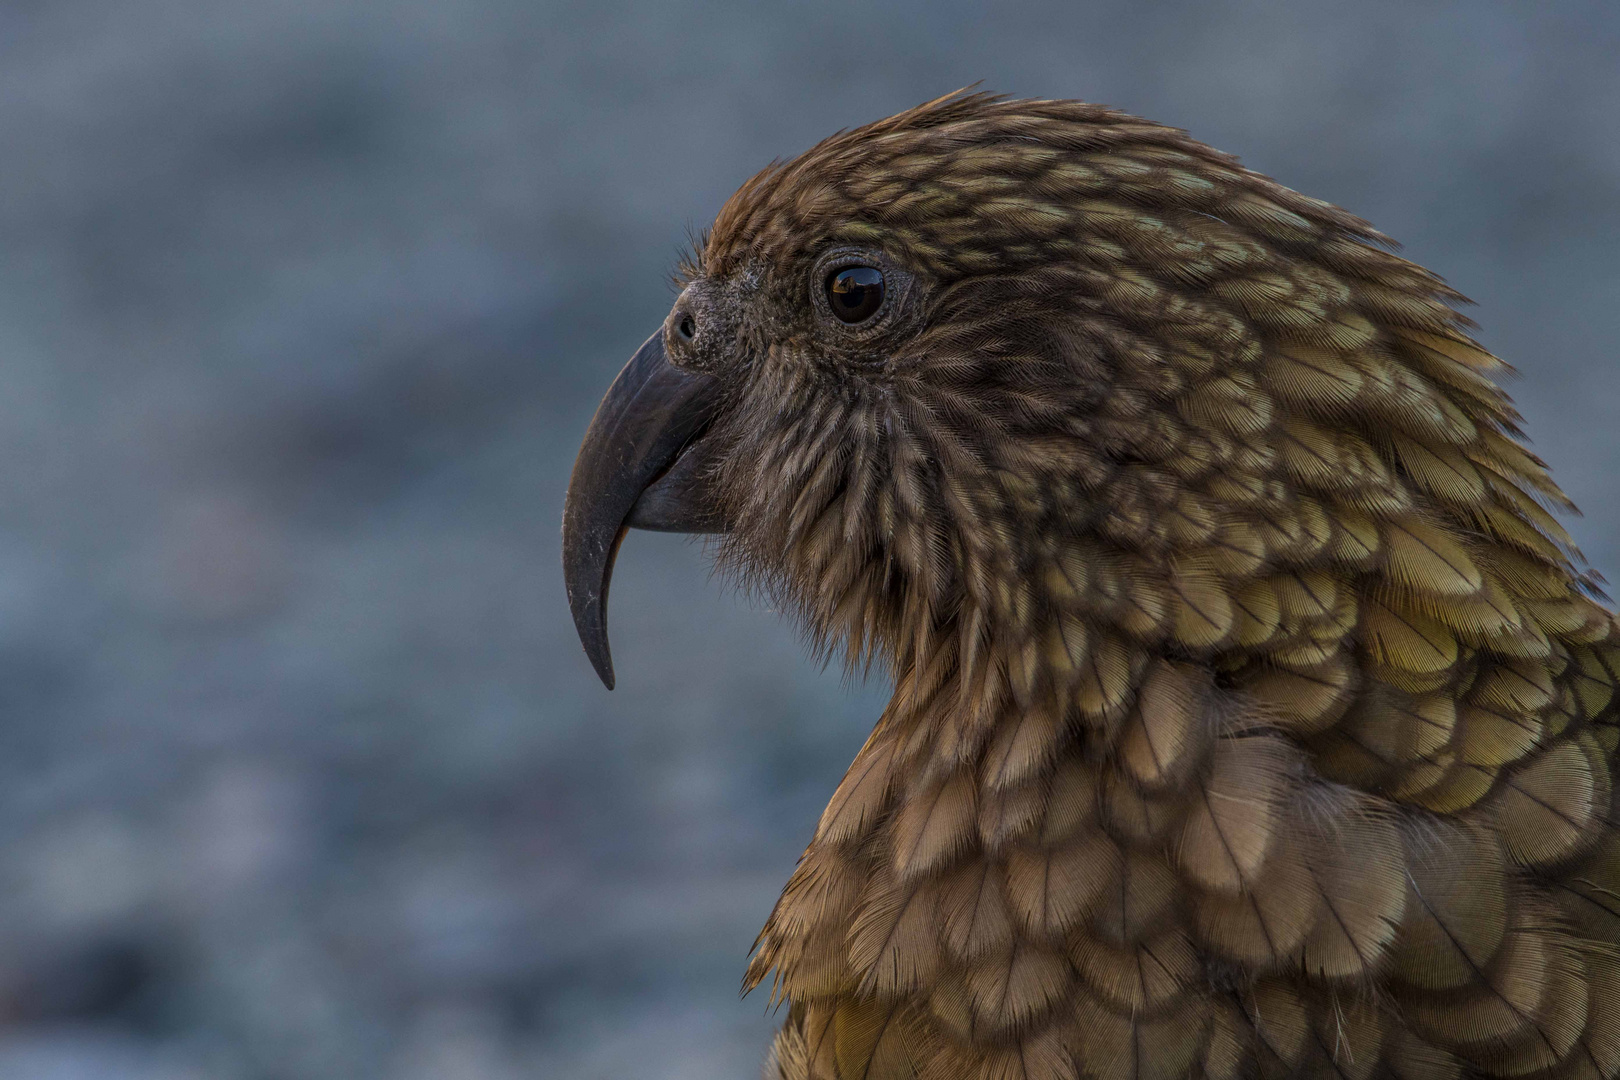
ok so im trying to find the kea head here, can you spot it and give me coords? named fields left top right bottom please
left=564, top=91, right=1592, bottom=726
left=561, top=93, right=1620, bottom=1080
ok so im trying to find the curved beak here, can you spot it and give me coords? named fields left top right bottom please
left=562, top=332, right=727, bottom=689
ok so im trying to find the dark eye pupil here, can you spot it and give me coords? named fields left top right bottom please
left=826, top=266, right=885, bottom=324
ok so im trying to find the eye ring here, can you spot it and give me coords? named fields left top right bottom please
left=809, top=248, right=914, bottom=341
left=825, top=265, right=886, bottom=324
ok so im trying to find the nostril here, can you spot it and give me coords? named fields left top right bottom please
left=677, top=313, right=696, bottom=341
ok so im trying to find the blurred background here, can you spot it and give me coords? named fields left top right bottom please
left=0, top=1, right=1616, bottom=1076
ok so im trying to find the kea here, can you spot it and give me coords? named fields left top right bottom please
left=561, top=92, right=1620, bottom=1080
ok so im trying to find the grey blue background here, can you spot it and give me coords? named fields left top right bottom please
left=0, top=2, right=1616, bottom=1077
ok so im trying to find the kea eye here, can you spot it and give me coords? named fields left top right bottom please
left=826, top=265, right=885, bottom=324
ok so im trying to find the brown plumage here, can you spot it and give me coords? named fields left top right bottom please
left=563, top=91, right=1620, bottom=1080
